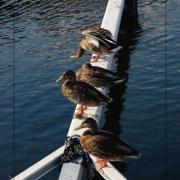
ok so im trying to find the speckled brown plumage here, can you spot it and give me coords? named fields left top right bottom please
left=76, top=118, right=140, bottom=163
left=76, top=63, right=125, bottom=87
left=71, top=27, right=119, bottom=61
left=81, top=26, right=112, bottom=37
left=57, top=70, right=111, bottom=107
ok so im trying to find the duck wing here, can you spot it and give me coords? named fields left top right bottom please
left=88, top=32, right=118, bottom=49
left=82, top=133, right=121, bottom=159
left=91, top=66, right=118, bottom=80
left=86, top=130, right=140, bottom=157
left=82, top=27, right=112, bottom=37
left=74, top=81, right=111, bottom=103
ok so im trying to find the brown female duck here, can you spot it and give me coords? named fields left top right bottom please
left=75, top=118, right=140, bottom=170
left=76, top=62, right=125, bottom=87
left=56, top=71, right=111, bottom=117
left=71, top=27, right=120, bottom=62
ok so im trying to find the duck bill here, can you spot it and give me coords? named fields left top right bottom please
left=81, top=30, right=87, bottom=35
left=74, top=124, right=84, bottom=131
left=56, top=75, right=63, bottom=83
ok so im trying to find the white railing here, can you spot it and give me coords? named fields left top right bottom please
left=11, top=146, right=65, bottom=180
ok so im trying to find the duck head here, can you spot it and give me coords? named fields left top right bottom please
left=82, top=62, right=92, bottom=69
left=75, top=117, right=98, bottom=134
left=56, top=70, right=76, bottom=83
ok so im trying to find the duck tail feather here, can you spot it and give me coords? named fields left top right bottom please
left=128, top=153, right=141, bottom=159
left=128, top=150, right=141, bottom=159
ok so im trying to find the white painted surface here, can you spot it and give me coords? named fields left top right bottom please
left=60, top=0, right=125, bottom=180
left=90, top=155, right=127, bottom=180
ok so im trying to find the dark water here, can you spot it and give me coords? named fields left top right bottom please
left=0, top=0, right=179, bottom=179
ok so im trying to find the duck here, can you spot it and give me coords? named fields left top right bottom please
left=76, top=62, right=125, bottom=87
left=75, top=118, right=140, bottom=170
left=71, top=28, right=120, bottom=62
left=56, top=70, right=111, bottom=117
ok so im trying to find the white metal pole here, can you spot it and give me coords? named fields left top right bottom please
left=11, top=146, right=65, bottom=180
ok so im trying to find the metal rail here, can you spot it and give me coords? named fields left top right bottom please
left=11, top=146, right=65, bottom=180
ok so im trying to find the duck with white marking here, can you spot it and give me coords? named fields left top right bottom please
left=71, top=27, right=121, bottom=62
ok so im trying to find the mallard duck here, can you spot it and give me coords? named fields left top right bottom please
left=75, top=118, right=140, bottom=170
left=76, top=62, right=125, bottom=87
left=71, top=28, right=120, bottom=62
left=56, top=71, right=111, bottom=116
left=81, top=26, right=112, bottom=37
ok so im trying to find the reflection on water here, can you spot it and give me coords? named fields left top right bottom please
left=0, top=0, right=180, bottom=179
